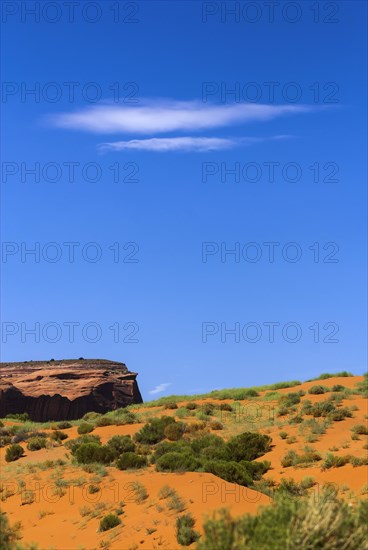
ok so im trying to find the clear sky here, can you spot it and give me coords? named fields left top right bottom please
left=1, top=1, right=367, bottom=399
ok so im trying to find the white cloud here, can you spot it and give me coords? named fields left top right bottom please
left=49, top=100, right=313, bottom=135
left=98, top=135, right=288, bottom=153
left=148, top=383, right=172, bottom=395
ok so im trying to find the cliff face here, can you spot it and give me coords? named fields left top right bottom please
left=0, top=359, right=143, bottom=421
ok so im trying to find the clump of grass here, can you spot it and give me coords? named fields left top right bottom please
left=158, top=485, right=176, bottom=499
left=132, top=482, right=148, bottom=503
left=168, top=493, right=186, bottom=512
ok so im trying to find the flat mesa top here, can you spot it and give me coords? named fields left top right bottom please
left=0, top=359, right=133, bottom=380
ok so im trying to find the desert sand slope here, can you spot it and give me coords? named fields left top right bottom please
left=0, top=374, right=366, bottom=549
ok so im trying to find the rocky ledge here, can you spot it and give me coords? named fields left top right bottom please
left=0, top=359, right=143, bottom=421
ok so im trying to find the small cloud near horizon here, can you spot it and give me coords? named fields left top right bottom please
left=148, top=382, right=172, bottom=395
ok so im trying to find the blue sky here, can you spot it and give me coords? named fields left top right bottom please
left=1, top=1, right=367, bottom=399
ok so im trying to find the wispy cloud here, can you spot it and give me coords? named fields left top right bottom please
left=49, top=100, right=314, bottom=135
left=148, top=382, right=172, bottom=395
left=98, top=135, right=289, bottom=153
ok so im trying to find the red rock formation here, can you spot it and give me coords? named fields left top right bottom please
left=0, top=359, right=143, bottom=421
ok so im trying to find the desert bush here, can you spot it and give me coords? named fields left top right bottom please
left=75, top=443, right=114, bottom=465
left=158, top=485, right=176, bottom=499
left=164, top=422, right=186, bottom=441
left=156, top=451, right=200, bottom=473
left=197, top=490, right=368, bottom=550
left=77, top=422, right=94, bottom=435
left=279, top=431, right=288, bottom=439
left=176, top=513, right=200, bottom=546
left=26, top=437, right=47, bottom=451
left=350, top=456, right=368, bottom=467
left=331, top=384, right=345, bottom=392
left=329, top=408, right=353, bottom=421
left=201, top=403, right=216, bottom=416
left=308, top=385, right=327, bottom=395
left=5, top=444, right=24, bottom=462
left=95, top=417, right=113, bottom=427
left=190, top=434, right=224, bottom=455
left=0, top=435, right=11, bottom=448
left=219, top=403, right=233, bottom=412
left=5, top=413, right=30, bottom=421
left=168, top=493, right=186, bottom=512
left=106, top=435, right=136, bottom=456
left=352, top=424, right=368, bottom=435
left=226, top=432, right=272, bottom=462
left=209, top=420, right=223, bottom=430
left=116, top=452, right=147, bottom=470
left=281, top=448, right=321, bottom=468
left=49, top=430, right=68, bottom=442
left=204, top=460, right=252, bottom=486
left=321, top=453, right=351, bottom=470
left=186, top=402, right=198, bottom=410
left=0, top=513, right=22, bottom=549
left=163, top=401, right=178, bottom=410
left=56, top=421, right=72, bottom=429
left=200, top=445, right=232, bottom=462
left=279, top=392, right=301, bottom=408
left=0, top=421, right=4, bottom=428
left=134, top=416, right=175, bottom=444
left=99, top=514, right=121, bottom=532
left=132, top=482, right=148, bottom=503
left=65, top=434, right=101, bottom=454
left=88, top=484, right=100, bottom=494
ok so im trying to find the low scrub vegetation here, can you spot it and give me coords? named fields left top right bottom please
left=196, top=490, right=367, bottom=550
left=176, top=513, right=199, bottom=545
left=5, top=444, right=25, bottom=462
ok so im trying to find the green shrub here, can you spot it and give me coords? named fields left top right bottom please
left=56, top=421, right=72, bottom=429
left=0, top=513, right=22, bottom=549
left=0, top=421, right=4, bottom=428
left=26, top=437, right=47, bottom=451
left=164, top=422, right=186, bottom=441
left=322, top=453, right=351, bottom=470
left=186, top=402, right=198, bottom=410
left=279, top=392, right=301, bottom=408
left=196, top=490, right=367, bottom=550
left=5, top=444, right=24, bottom=462
left=200, top=445, right=231, bottom=462
left=204, top=460, right=252, bottom=486
left=226, top=432, right=272, bottom=461
left=156, top=452, right=200, bottom=472
left=191, top=434, right=224, bottom=455
left=201, top=403, right=216, bottom=416
left=134, top=416, right=175, bottom=444
left=308, top=385, right=327, bottom=395
left=168, top=493, right=186, bottom=512
left=88, top=484, right=100, bottom=494
left=279, top=431, right=288, bottom=439
left=163, top=401, right=178, bottom=410
left=158, top=485, right=177, bottom=499
left=176, top=513, right=200, bottom=546
left=99, top=514, right=121, bottom=532
left=5, top=413, right=30, bottom=422
left=329, top=408, right=353, bottom=421
left=106, top=435, right=136, bottom=456
left=75, top=443, right=114, bottom=465
left=219, top=403, right=233, bottom=412
left=352, top=424, right=368, bottom=435
left=77, top=422, right=94, bottom=435
left=209, top=420, right=223, bottom=430
left=116, top=452, right=147, bottom=470
left=331, top=384, right=345, bottom=392
left=281, top=448, right=321, bottom=468
left=50, top=430, right=68, bottom=442
left=95, top=417, right=113, bottom=427
left=65, top=434, right=101, bottom=454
